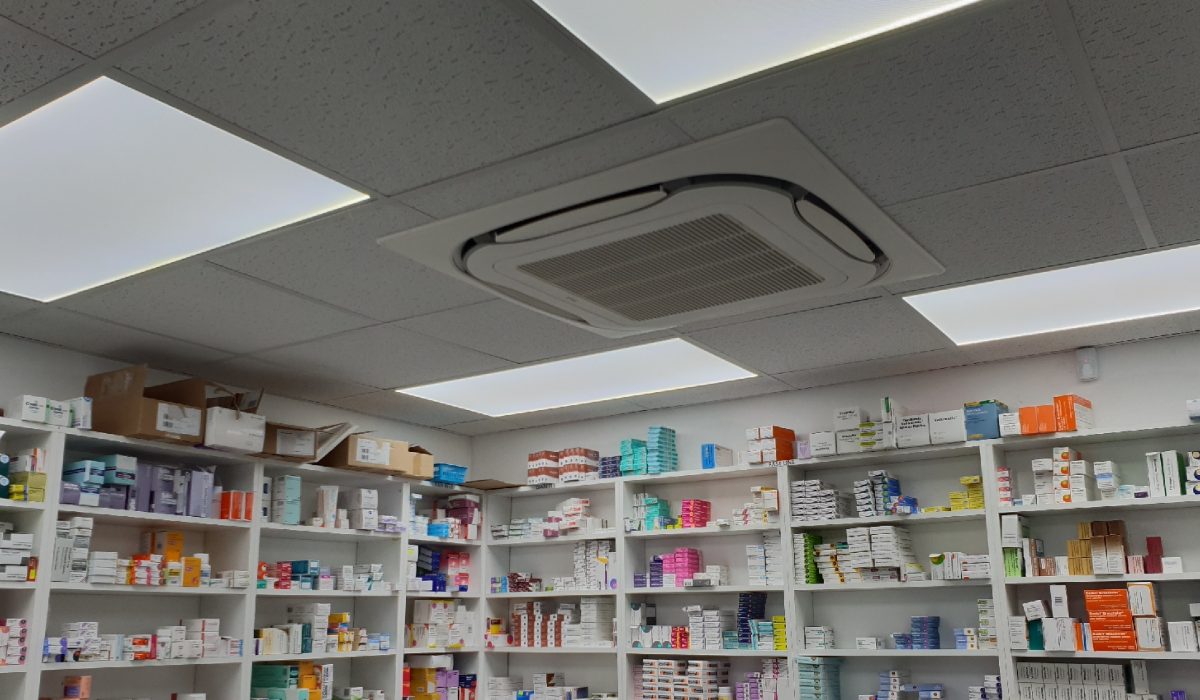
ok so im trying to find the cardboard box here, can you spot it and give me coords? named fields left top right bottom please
left=84, top=366, right=205, bottom=444
left=1053, top=394, right=1094, bottom=432
left=204, top=407, right=266, bottom=453
left=895, top=414, right=930, bottom=448
left=929, top=409, right=966, bottom=444
left=964, top=400, right=1009, bottom=441
left=320, top=434, right=404, bottom=471
left=1019, top=405, right=1057, bottom=435
left=395, top=444, right=435, bottom=478
left=253, top=423, right=320, bottom=463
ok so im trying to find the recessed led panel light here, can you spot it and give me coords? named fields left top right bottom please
left=0, top=77, right=367, bottom=301
left=904, top=244, right=1200, bottom=345
left=532, top=0, right=985, bottom=103
left=397, top=338, right=755, bottom=417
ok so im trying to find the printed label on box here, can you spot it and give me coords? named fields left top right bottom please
left=276, top=429, right=317, bottom=457
left=156, top=404, right=201, bottom=436
left=355, top=438, right=389, bottom=466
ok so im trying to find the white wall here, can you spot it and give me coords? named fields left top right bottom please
left=472, top=332, right=1200, bottom=483
left=0, top=333, right=472, bottom=464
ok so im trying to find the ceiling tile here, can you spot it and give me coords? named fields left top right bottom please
left=502, top=398, right=646, bottom=430
left=329, top=390, right=485, bottom=428
left=395, top=116, right=691, bottom=218
left=60, top=263, right=374, bottom=354
left=773, top=349, right=973, bottom=390
left=196, top=356, right=375, bottom=402
left=632, top=375, right=792, bottom=411
left=258, top=323, right=514, bottom=389
left=0, top=306, right=230, bottom=371
left=960, top=312, right=1200, bottom=364
left=676, top=290, right=883, bottom=333
left=1126, top=139, right=1200, bottom=246
left=121, top=0, right=648, bottom=195
left=209, top=200, right=491, bottom=321
left=685, top=298, right=949, bottom=375
left=395, top=299, right=665, bottom=364
left=665, top=0, right=1101, bottom=206
left=440, top=417, right=519, bottom=437
left=1069, top=0, right=1200, bottom=148
left=0, top=17, right=85, bottom=106
left=0, top=292, right=40, bottom=319
left=0, top=1, right=203, bottom=57
left=884, top=158, right=1146, bottom=293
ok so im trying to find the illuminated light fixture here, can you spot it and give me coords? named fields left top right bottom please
left=530, top=0, right=986, bottom=103
left=0, top=77, right=368, bottom=301
left=396, top=338, right=755, bottom=416
left=904, top=244, right=1200, bottom=345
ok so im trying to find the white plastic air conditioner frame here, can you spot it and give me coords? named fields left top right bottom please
left=378, top=119, right=943, bottom=335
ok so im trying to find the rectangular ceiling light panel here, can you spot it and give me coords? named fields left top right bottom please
left=0, top=77, right=367, bottom=301
left=905, top=244, right=1200, bottom=345
left=397, top=338, right=755, bottom=416
left=532, top=0, right=985, bottom=103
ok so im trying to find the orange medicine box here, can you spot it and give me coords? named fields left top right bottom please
left=143, top=530, right=184, bottom=562
left=1091, top=630, right=1139, bottom=652
left=1019, top=405, right=1057, bottom=435
left=1054, top=394, right=1094, bottom=432
left=220, top=491, right=243, bottom=520
left=182, top=556, right=201, bottom=587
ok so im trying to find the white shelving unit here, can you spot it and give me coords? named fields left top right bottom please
left=3, top=414, right=1199, bottom=699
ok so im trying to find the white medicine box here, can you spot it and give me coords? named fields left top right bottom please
left=204, top=407, right=266, bottom=453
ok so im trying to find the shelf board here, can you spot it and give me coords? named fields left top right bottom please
left=258, top=522, right=401, bottom=542
left=60, top=427, right=260, bottom=467
left=409, top=481, right=484, bottom=497
left=791, top=510, right=985, bottom=530
left=407, top=534, right=480, bottom=547
left=43, top=656, right=242, bottom=671
left=487, top=530, right=617, bottom=547
left=622, top=464, right=780, bottom=486
left=254, top=650, right=395, bottom=662
left=257, top=588, right=397, bottom=598
left=491, top=481, right=617, bottom=498
left=1007, top=572, right=1200, bottom=584
left=0, top=498, right=43, bottom=512
left=799, top=648, right=1000, bottom=658
left=487, top=590, right=616, bottom=599
left=625, top=524, right=779, bottom=540
left=797, top=579, right=991, bottom=591
left=1013, top=650, right=1200, bottom=661
left=403, top=647, right=480, bottom=655
left=995, top=423, right=1200, bottom=452
left=628, top=585, right=785, bottom=595
left=0, top=664, right=24, bottom=674
left=56, top=504, right=250, bottom=530
left=625, top=648, right=788, bottom=658
left=1001, top=496, right=1200, bottom=516
left=406, top=590, right=478, bottom=599
left=51, top=582, right=245, bottom=596
left=0, top=581, right=34, bottom=591
left=485, top=647, right=617, bottom=654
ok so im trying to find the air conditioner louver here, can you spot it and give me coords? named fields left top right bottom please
left=380, top=120, right=942, bottom=337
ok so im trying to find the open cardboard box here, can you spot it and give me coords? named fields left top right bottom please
left=319, top=433, right=434, bottom=478
left=149, top=378, right=267, bottom=453
left=254, top=422, right=355, bottom=463
left=84, top=365, right=207, bottom=445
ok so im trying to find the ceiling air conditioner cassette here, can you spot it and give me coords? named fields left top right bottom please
left=379, top=119, right=942, bottom=337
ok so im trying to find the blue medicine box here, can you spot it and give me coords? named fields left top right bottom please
left=964, top=400, right=1009, bottom=440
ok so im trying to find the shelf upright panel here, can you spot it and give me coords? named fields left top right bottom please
left=979, top=440, right=1018, bottom=693
left=19, top=425, right=62, bottom=700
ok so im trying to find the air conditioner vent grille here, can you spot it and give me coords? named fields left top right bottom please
left=517, top=213, right=824, bottom=322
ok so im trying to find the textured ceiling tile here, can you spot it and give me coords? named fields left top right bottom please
left=0, top=18, right=85, bottom=105
left=122, top=0, right=647, bottom=194
left=258, top=323, right=514, bottom=389
left=884, top=159, right=1146, bottom=293
left=773, top=349, right=973, bottom=390
left=0, top=0, right=203, bottom=56
left=1125, top=139, right=1200, bottom=245
left=196, top=356, right=376, bottom=402
left=1069, top=0, right=1200, bottom=147
left=0, top=292, right=40, bottom=320
left=665, top=0, right=1101, bottom=205
left=502, top=399, right=646, bottom=430
left=329, top=390, right=485, bottom=428
left=960, top=314, right=1200, bottom=364
left=0, top=307, right=230, bottom=371
left=685, top=298, right=949, bottom=375
left=395, top=300, right=665, bottom=364
left=440, top=417, right=519, bottom=437
left=59, top=263, right=374, bottom=354
left=395, top=116, right=691, bottom=218
left=632, top=375, right=792, bottom=411
left=676, top=290, right=883, bottom=333
left=210, top=200, right=491, bottom=321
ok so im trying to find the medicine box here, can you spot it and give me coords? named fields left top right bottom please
left=6, top=395, right=46, bottom=423
left=964, top=400, right=1008, bottom=440
left=929, top=409, right=966, bottom=444
left=895, top=414, right=930, bottom=448
left=833, top=407, right=863, bottom=431
left=1053, top=394, right=1094, bottom=432
left=204, top=407, right=266, bottom=453
left=809, top=432, right=836, bottom=457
